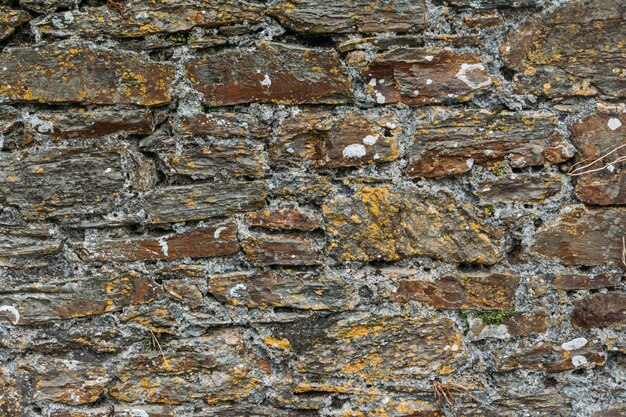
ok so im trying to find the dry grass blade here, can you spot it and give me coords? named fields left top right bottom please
left=150, top=330, right=171, bottom=370
left=433, top=380, right=481, bottom=417
left=567, top=144, right=626, bottom=176
left=622, top=236, right=625, bottom=268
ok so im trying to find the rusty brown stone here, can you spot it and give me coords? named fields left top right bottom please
left=361, top=48, right=491, bottom=105
left=406, top=108, right=570, bottom=178
left=272, top=109, right=401, bottom=168
left=245, top=208, right=322, bottom=231
left=0, top=6, right=30, bottom=40
left=323, top=185, right=506, bottom=264
left=35, top=1, right=263, bottom=38
left=242, top=234, right=321, bottom=266
left=389, top=273, right=519, bottom=310
left=471, top=174, right=562, bottom=203
left=502, top=0, right=626, bottom=98
left=570, top=106, right=626, bottom=205
left=269, top=0, right=428, bottom=34
left=208, top=270, right=353, bottom=310
left=533, top=206, right=626, bottom=269
left=164, top=279, right=204, bottom=309
left=552, top=273, right=622, bottom=290
left=73, top=223, right=238, bottom=262
left=469, top=311, right=549, bottom=340
left=0, top=41, right=174, bottom=106
left=186, top=41, right=353, bottom=106
left=174, top=112, right=269, bottom=138
left=24, top=108, right=154, bottom=141
left=463, top=10, right=503, bottom=28
left=49, top=406, right=177, bottom=417
left=0, top=370, right=21, bottom=417
left=571, top=292, right=626, bottom=329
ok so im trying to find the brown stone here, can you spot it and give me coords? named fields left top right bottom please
left=269, top=172, right=331, bottom=203
left=245, top=208, right=322, bottom=231
left=570, top=106, right=626, bottom=205
left=49, top=406, right=176, bottom=417
left=272, top=109, right=400, bottom=168
left=337, top=35, right=425, bottom=53
left=242, top=234, right=321, bottom=266
left=142, top=135, right=267, bottom=180
left=194, top=405, right=317, bottom=417
left=361, top=48, right=491, bottom=105
left=24, top=108, right=154, bottom=141
left=552, top=273, right=621, bottom=290
left=269, top=0, right=428, bottom=34
left=0, top=7, right=30, bottom=40
left=571, top=292, right=626, bottom=329
left=186, top=41, right=353, bottom=106
left=406, top=108, right=571, bottom=178
left=17, top=357, right=111, bottom=405
left=448, top=0, right=536, bottom=7
left=0, top=268, right=162, bottom=325
left=19, top=0, right=73, bottom=13
left=480, top=392, right=572, bottom=417
left=109, top=329, right=270, bottom=404
left=0, top=145, right=156, bottom=224
left=390, top=273, right=519, bottom=310
left=272, top=312, right=464, bottom=386
left=532, top=206, right=626, bottom=269
left=463, top=10, right=503, bottom=28
left=469, top=311, right=549, bottom=340
left=323, top=185, right=506, bottom=264
left=0, top=41, right=174, bottom=106
left=0, top=224, right=62, bottom=261
left=208, top=270, right=353, bottom=310
left=174, top=112, right=269, bottom=138
left=74, top=222, right=238, bottom=262
left=35, top=1, right=263, bottom=38
left=592, top=406, right=626, bottom=417
left=0, top=370, right=21, bottom=417
left=502, top=0, right=626, bottom=98
left=164, top=279, right=204, bottom=309
left=495, top=339, right=606, bottom=373
left=142, top=181, right=267, bottom=224
left=471, top=174, right=562, bottom=203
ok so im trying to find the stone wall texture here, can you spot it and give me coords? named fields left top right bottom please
left=0, top=0, right=625, bottom=416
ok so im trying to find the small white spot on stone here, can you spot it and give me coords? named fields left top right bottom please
left=456, top=63, right=492, bottom=89
left=2, top=67, right=7, bottom=71
left=426, top=79, right=433, bottom=85
left=378, top=79, right=385, bottom=84
left=214, top=226, right=227, bottom=239
left=373, top=153, right=380, bottom=160
left=158, top=237, right=169, bottom=257
left=425, top=55, right=434, bottom=61
left=229, top=283, right=247, bottom=298
left=607, top=164, right=615, bottom=173
left=128, top=411, right=150, bottom=417
left=369, top=78, right=377, bottom=86
left=375, top=91, right=386, bottom=104
left=561, top=337, right=588, bottom=351
left=466, top=159, right=474, bottom=169
left=104, top=167, right=112, bottom=174
left=607, top=117, right=622, bottom=131
left=572, top=355, right=588, bottom=367
left=342, top=143, right=367, bottom=159
left=260, top=74, right=271, bottom=87
left=386, top=122, right=396, bottom=129
left=413, top=90, right=419, bottom=96
left=363, top=134, right=379, bottom=145
left=0, top=305, right=20, bottom=325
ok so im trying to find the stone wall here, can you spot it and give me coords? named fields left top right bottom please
left=0, top=0, right=625, bottom=416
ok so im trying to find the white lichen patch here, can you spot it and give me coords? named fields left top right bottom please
left=0, top=305, right=20, bottom=325
left=342, top=143, right=367, bottom=159
left=362, top=134, right=379, bottom=146
left=561, top=337, right=588, bottom=351
left=607, top=117, right=622, bottom=131
left=158, top=237, right=169, bottom=257
left=260, top=74, right=272, bottom=87
left=425, top=55, right=434, bottom=61
left=369, top=78, right=377, bottom=86
left=572, top=355, right=588, bottom=367
left=375, top=91, right=386, bottom=104
left=478, top=324, right=510, bottom=340
left=214, top=226, right=227, bottom=239
left=456, top=63, right=492, bottom=89
left=229, top=283, right=247, bottom=298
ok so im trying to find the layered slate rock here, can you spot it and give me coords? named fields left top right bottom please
left=142, top=135, right=267, bottom=180
left=571, top=292, right=626, bottom=329
left=73, top=223, right=238, bottom=262
left=447, top=0, right=537, bottom=8
left=208, top=271, right=353, bottom=310
left=0, top=146, right=155, bottom=223
left=0, top=268, right=162, bottom=325
left=468, top=311, right=548, bottom=340
left=389, top=273, right=519, bottom=310
left=242, top=234, right=321, bottom=266
left=272, top=109, right=400, bottom=168
left=271, top=312, right=464, bottom=386
left=0, top=41, right=174, bottom=106
left=533, top=206, right=626, bottom=269
left=24, top=108, right=154, bottom=142
left=173, top=112, right=270, bottom=139
left=0, top=224, right=61, bottom=261
left=0, top=6, right=30, bottom=40
left=269, top=0, right=428, bottom=34
left=17, top=357, right=111, bottom=405
left=570, top=104, right=626, bottom=205
left=186, top=42, right=353, bottom=106
left=551, top=273, right=621, bottom=291
left=323, top=185, right=506, bottom=264
left=109, top=329, right=271, bottom=404
left=361, top=48, right=491, bottom=105
left=406, top=108, right=571, bottom=178
left=19, top=0, right=73, bottom=13
left=142, top=181, right=267, bottom=224
left=471, top=174, right=562, bottom=203
left=35, top=0, right=263, bottom=38
left=245, top=208, right=322, bottom=231
left=502, top=0, right=626, bottom=98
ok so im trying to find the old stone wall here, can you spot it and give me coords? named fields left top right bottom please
left=0, top=0, right=625, bottom=416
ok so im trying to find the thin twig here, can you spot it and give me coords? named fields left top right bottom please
left=622, top=236, right=625, bottom=268
left=149, top=330, right=171, bottom=369
left=567, top=144, right=626, bottom=176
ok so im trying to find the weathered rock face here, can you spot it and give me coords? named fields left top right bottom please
left=323, top=185, right=506, bottom=264
left=2, top=0, right=624, bottom=416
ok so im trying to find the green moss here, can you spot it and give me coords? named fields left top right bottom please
left=143, top=337, right=153, bottom=352
left=489, top=161, right=506, bottom=177
left=475, top=309, right=515, bottom=325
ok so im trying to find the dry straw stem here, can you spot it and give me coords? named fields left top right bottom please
left=567, top=144, right=626, bottom=176
left=433, top=380, right=480, bottom=417
left=622, top=236, right=625, bottom=268
left=150, top=330, right=171, bottom=370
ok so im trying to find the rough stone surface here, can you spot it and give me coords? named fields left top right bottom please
left=2, top=0, right=625, bottom=416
